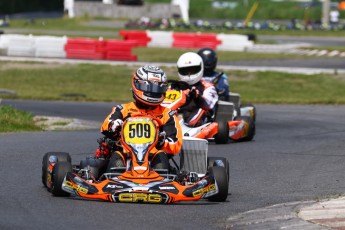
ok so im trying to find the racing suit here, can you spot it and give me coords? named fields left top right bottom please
left=203, top=71, right=229, bottom=101
left=101, top=101, right=182, bottom=159
left=180, top=80, right=219, bottom=127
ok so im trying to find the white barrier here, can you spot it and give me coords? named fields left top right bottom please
left=7, top=34, right=36, bottom=57
left=34, top=36, right=67, bottom=58
left=146, top=31, right=173, bottom=48
left=216, top=34, right=253, bottom=51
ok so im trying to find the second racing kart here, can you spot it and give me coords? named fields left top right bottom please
left=161, top=80, right=256, bottom=144
left=42, top=114, right=229, bottom=204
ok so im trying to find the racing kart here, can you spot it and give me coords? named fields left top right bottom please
left=161, top=80, right=256, bottom=144
left=42, top=114, right=229, bottom=204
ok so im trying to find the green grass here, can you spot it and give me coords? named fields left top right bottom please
left=0, top=105, right=42, bottom=132
left=1, top=61, right=345, bottom=104
left=9, top=17, right=117, bottom=32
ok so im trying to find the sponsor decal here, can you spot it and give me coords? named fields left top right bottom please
left=168, top=110, right=177, bottom=117
left=106, top=184, right=124, bottom=189
left=129, top=108, right=138, bottom=112
left=192, top=184, right=216, bottom=197
left=118, top=193, right=162, bottom=203
left=159, top=186, right=176, bottom=190
left=134, top=166, right=147, bottom=170
left=64, top=180, right=88, bottom=194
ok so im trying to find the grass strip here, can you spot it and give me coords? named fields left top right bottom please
left=0, top=105, right=42, bottom=132
left=1, top=61, right=345, bottom=104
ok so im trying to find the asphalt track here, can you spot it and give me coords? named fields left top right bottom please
left=1, top=100, right=345, bottom=229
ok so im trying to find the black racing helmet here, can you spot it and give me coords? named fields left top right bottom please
left=197, top=47, right=218, bottom=73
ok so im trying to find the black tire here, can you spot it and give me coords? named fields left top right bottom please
left=106, top=154, right=125, bottom=173
left=207, top=157, right=230, bottom=183
left=208, top=166, right=228, bottom=202
left=51, top=161, right=72, bottom=197
left=42, top=152, right=71, bottom=187
left=214, top=118, right=229, bottom=144
left=234, top=116, right=255, bottom=142
left=80, top=157, right=109, bottom=180
left=151, top=152, right=170, bottom=172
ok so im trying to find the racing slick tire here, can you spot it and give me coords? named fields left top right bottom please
left=51, top=161, right=72, bottom=197
left=234, top=116, right=255, bottom=142
left=42, top=152, right=71, bottom=187
left=80, top=157, right=108, bottom=180
left=207, top=157, right=230, bottom=183
left=214, top=118, right=229, bottom=144
left=208, top=166, right=228, bottom=202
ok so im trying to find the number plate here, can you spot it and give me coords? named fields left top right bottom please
left=164, top=90, right=181, bottom=103
left=123, top=118, right=156, bottom=144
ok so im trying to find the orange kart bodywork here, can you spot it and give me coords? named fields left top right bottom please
left=62, top=171, right=217, bottom=204
left=51, top=115, right=222, bottom=204
left=162, top=83, right=255, bottom=143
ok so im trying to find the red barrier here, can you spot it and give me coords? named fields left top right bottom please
left=119, top=30, right=151, bottom=46
left=172, top=33, right=196, bottom=48
left=195, top=33, right=222, bottom=50
left=65, top=38, right=105, bottom=60
left=172, top=32, right=222, bottom=49
left=104, top=40, right=138, bottom=61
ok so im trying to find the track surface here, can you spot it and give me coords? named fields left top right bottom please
left=1, top=100, right=345, bottom=230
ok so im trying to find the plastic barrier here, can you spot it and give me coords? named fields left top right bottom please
left=65, top=38, right=105, bottom=60
left=104, top=40, right=138, bottom=61
left=119, top=30, right=151, bottom=46
left=194, top=33, right=222, bottom=50
left=147, top=31, right=173, bottom=48
left=216, top=34, right=253, bottom=51
left=6, top=34, right=35, bottom=57
left=35, top=36, right=67, bottom=58
left=172, top=32, right=196, bottom=48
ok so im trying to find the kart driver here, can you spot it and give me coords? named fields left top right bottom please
left=97, top=65, right=182, bottom=172
left=176, top=52, right=219, bottom=127
left=197, top=48, right=230, bottom=101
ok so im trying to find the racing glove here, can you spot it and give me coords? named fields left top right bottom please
left=156, top=131, right=166, bottom=150
left=109, top=119, right=123, bottom=132
left=189, top=86, right=200, bottom=99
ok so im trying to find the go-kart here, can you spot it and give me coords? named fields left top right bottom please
left=161, top=80, right=256, bottom=144
left=42, top=114, right=229, bottom=204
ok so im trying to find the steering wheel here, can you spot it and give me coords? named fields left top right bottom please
left=168, top=80, right=191, bottom=91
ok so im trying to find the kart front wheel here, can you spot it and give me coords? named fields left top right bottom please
left=208, top=166, right=228, bottom=202
left=42, top=152, right=71, bottom=187
left=207, top=157, right=230, bottom=183
left=214, top=118, right=229, bottom=144
left=51, top=161, right=72, bottom=197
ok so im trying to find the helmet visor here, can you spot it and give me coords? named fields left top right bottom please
left=178, top=65, right=202, bottom=76
left=134, top=80, right=168, bottom=93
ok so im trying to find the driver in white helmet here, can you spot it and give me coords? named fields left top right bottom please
left=176, top=52, right=219, bottom=127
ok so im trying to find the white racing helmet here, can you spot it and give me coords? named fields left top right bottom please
left=177, top=52, right=204, bottom=85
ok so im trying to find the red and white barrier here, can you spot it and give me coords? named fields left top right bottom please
left=120, top=30, right=253, bottom=51
left=0, top=30, right=254, bottom=61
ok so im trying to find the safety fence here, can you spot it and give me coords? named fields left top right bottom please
left=119, top=30, right=253, bottom=51
left=0, top=31, right=254, bottom=61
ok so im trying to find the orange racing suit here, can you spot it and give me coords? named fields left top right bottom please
left=101, top=101, right=182, bottom=155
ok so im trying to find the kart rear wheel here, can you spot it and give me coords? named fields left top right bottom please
left=42, top=152, right=71, bottom=187
left=214, top=118, right=229, bottom=144
left=80, top=157, right=108, bottom=180
left=51, top=161, right=72, bottom=197
left=207, top=157, right=230, bottom=183
left=208, top=166, right=228, bottom=202
left=234, top=116, right=255, bottom=142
